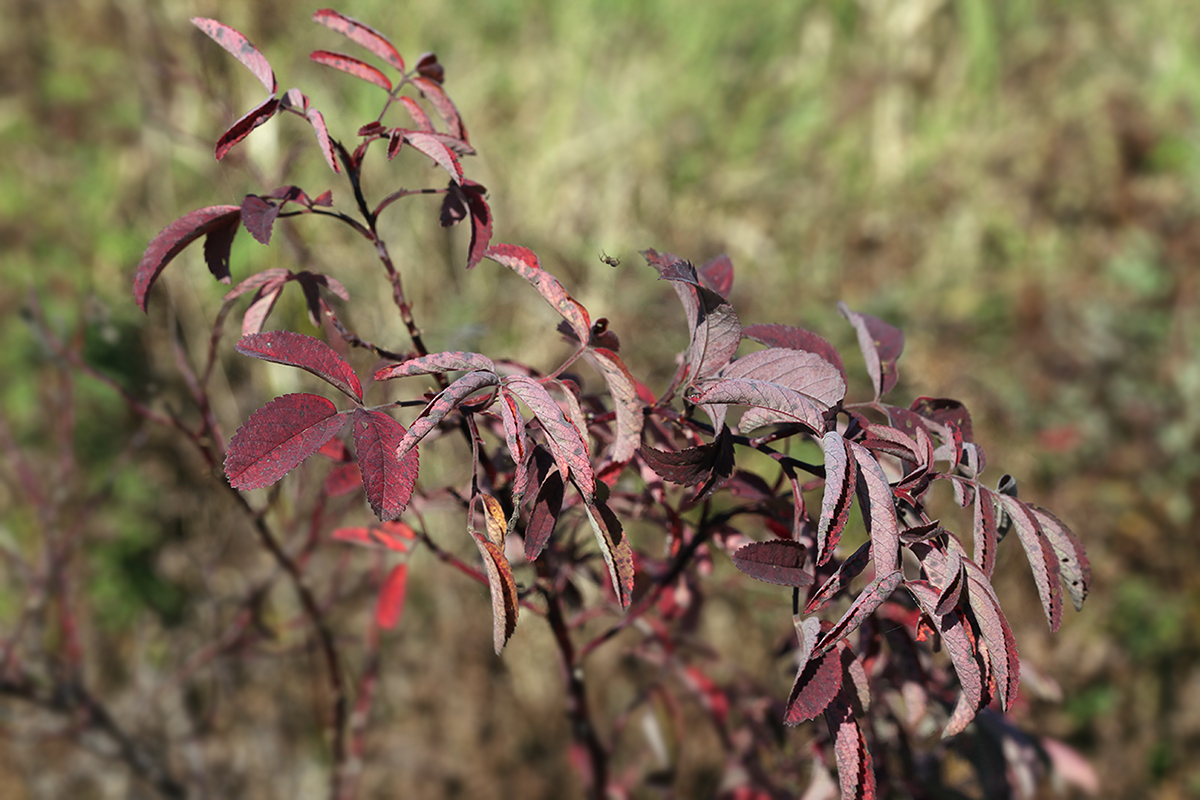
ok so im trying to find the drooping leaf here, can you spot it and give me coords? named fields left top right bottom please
left=225, top=393, right=348, bottom=490
left=812, top=570, right=903, bottom=658
left=215, top=95, right=280, bottom=160
left=503, top=376, right=594, bottom=500
left=353, top=408, right=419, bottom=520
left=412, top=75, right=468, bottom=141
left=332, top=520, right=416, bottom=552
left=838, top=302, right=905, bottom=399
left=402, top=131, right=463, bottom=183
left=375, top=563, right=409, bottom=629
left=135, top=205, right=242, bottom=311
left=824, top=689, right=877, bottom=800
left=236, top=330, right=363, bottom=402
left=640, top=425, right=734, bottom=497
left=309, top=50, right=392, bottom=91
left=311, top=9, right=405, bottom=72
left=998, top=495, right=1064, bottom=631
left=816, top=431, right=857, bottom=566
left=395, top=370, right=500, bottom=461
left=732, top=539, right=813, bottom=587
left=1029, top=505, right=1090, bottom=611
left=240, top=195, right=281, bottom=245
left=742, top=323, right=847, bottom=385
left=191, top=17, right=277, bottom=93
left=687, top=378, right=826, bottom=434
left=374, top=351, right=496, bottom=380
left=483, top=244, right=591, bottom=342
left=806, top=540, right=872, bottom=614
left=582, top=347, right=645, bottom=464
left=471, top=533, right=519, bottom=654
left=582, top=495, right=635, bottom=609
left=846, top=440, right=901, bottom=573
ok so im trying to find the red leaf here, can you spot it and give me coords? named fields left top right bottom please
left=135, top=205, right=242, bottom=312
left=309, top=50, right=393, bottom=91
left=503, top=377, right=594, bottom=499
left=353, top=408, right=419, bottom=520
left=817, top=431, right=857, bottom=566
left=582, top=496, right=635, bottom=609
left=742, top=323, right=847, bottom=385
left=374, top=351, right=496, bottom=380
left=471, top=533, right=519, bottom=653
left=823, top=689, right=877, bottom=799
left=483, top=244, right=591, bottom=343
left=732, top=539, right=812, bottom=587
left=215, top=95, right=279, bottom=160
left=191, top=17, right=277, bottom=93
left=838, top=302, right=905, bottom=399
left=398, top=96, right=434, bottom=132
left=847, top=440, right=901, bottom=573
left=396, top=370, right=500, bottom=461
left=998, top=495, right=1064, bottom=631
left=375, top=563, right=409, bottom=629
left=582, top=348, right=645, bottom=465
left=813, top=570, right=903, bottom=657
left=225, top=393, right=347, bottom=490
left=240, top=195, right=281, bottom=244
left=686, top=377, right=826, bottom=434
left=305, top=109, right=340, bottom=173
left=412, top=76, right=468, bottom=142
left=332, top=520, right=415, bottom=552
left=311, top=9, right=405, bottom=72
left=236, top=330, right=363, bottom=402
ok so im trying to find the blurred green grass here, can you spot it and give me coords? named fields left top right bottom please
left=3, top=0, right=1200, bottom=797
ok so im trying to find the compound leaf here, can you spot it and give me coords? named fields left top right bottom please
left=225, top=393, right=347, bottom=490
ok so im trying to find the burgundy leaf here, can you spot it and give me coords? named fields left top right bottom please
left=471, top=533, right=519, bottom=654
left=846, top=440, right=901, bottom=573
left=236, top=330, right=363, bottom=402
left=484, top=244, right=590, bottom=342
left=305, top=109, right=340, bottom=173
left=687, top=378, right=825, bottom=434
left=396, top=370, right=500, bottom=461
left=786, top=644, right=843, bottom=725
left=309, top=50, right=392, bottom=91
left=742, top=323, right=847, bottom=385
left=1030, top=505, right=1090, bottom=611
left=806, top=540, right=872, bottom=615
left=582, top=496, right=635, bottom=609
left=240, top=195, right=281, bottom=245
left=311, top=9, right=405, bottom=72
left=412, top=75, right=468, bottom=141
left=524, top=462, right=564, bottom=561
left=401, top=131, right=463, bottom=183
left=503, top=376, right=594, bottom=500
left=375, top=563, right=409, bottom=629
left=823, top=689, right=877, bottom=799
left=398, top=96, right=434, bottom=132
left=135, top=205, right=241, bottom=312
left=838, top=302, right=905, bottom=399
left=812, top=570, right=903, bottom=658
left=191, top=17, right=277, bottom=93
left=732, top=539, right=812, bottom=587
left=697, top=253, right=734, bottom=297
left=353, top=408, right=419, bottom=520
left=582, top=347, right=645, bottom=464
left=816, top=431, right=857, bottom=566
left=215, top=95, right=280, bottom=161
left=332, top=520, right=416, bottom=552
left=998, top=495, right=1064, bottom=631
left=374, top=351, right=496, bottom=380
left=225, top=393, right=347, bottom=490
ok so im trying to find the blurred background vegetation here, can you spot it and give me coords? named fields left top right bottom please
left=2, top=0, right=1199, bottom=797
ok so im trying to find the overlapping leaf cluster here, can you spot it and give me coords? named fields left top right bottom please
left=134, top=11, right=1090, bottom=798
